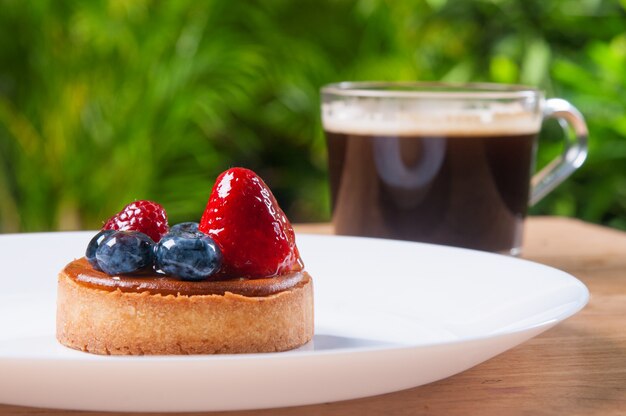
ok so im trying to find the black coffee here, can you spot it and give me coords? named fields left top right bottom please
left=325, top=131, right=537, bottom=252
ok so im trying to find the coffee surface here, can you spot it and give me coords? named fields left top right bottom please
left=326, top=131, right=537, bottom=252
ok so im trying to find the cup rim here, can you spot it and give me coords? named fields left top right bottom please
left=321, top=81, right=542, bottom=99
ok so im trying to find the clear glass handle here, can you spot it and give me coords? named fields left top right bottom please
left=530, top=98, right=589, bottom=205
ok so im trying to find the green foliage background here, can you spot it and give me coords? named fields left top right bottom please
left=0, top=0, right=625, bottom=232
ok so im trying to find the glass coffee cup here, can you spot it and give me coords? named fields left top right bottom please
left=321, top=82, right=588, bottom=255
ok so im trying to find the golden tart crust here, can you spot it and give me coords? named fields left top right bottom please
left=56, top=258, right=314, bottom=355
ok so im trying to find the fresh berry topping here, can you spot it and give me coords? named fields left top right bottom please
left=95, top=231, right=155, bottom=275
left=154, top=233, right=222, bottom=281
left=169, top=222, right=202, bottom=237
left=85, top=229, right=115, bottom=271
left=199, top=167, right=303, bottom=278
left=103, top=200, right=168, bottom=242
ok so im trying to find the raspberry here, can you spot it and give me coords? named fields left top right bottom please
left=103, top=200, right=169, bottom=242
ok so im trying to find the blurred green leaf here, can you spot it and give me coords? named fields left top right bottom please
left=0, top=0, right=625, bottom=232
left=490, top=55, right=519, bottom=83
left=521, top=39, right=551, bottom=86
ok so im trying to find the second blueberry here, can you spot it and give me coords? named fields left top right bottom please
left=155, top=233, right=222, bottom=280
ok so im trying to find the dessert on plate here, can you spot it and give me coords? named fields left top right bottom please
left=56, top=168, right=314, bottom=355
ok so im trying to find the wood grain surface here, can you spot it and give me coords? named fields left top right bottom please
left=2, top=217, right=625, bottom=415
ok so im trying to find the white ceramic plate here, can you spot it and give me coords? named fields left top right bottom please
left=0, top=232, right=587, bottom=412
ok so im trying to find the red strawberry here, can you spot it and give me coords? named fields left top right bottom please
left=103, top=200, right=169, bottom=242
left=199, top=167, right=303, bottom=278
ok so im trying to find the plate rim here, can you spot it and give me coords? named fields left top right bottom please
left=0, top=231, right=589, bottom=361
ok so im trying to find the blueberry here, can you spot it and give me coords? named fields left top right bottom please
left=95, top=231, right=155, bottom=275
left=154, top=233, right=222, bottom=280
left=86, top=230, right=115, bottom=271
left=168, top=222, right=202, bottom=238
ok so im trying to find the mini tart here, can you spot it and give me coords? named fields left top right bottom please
left=56, top=258, right=314, bottom=355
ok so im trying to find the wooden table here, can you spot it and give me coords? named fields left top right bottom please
left=2, top=217, right=625, bottom=415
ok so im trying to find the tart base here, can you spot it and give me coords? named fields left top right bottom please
left=56, top=269, right=314, bottom=355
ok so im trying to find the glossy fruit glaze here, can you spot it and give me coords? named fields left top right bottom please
left=199, top=167, right=303, bottom=278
